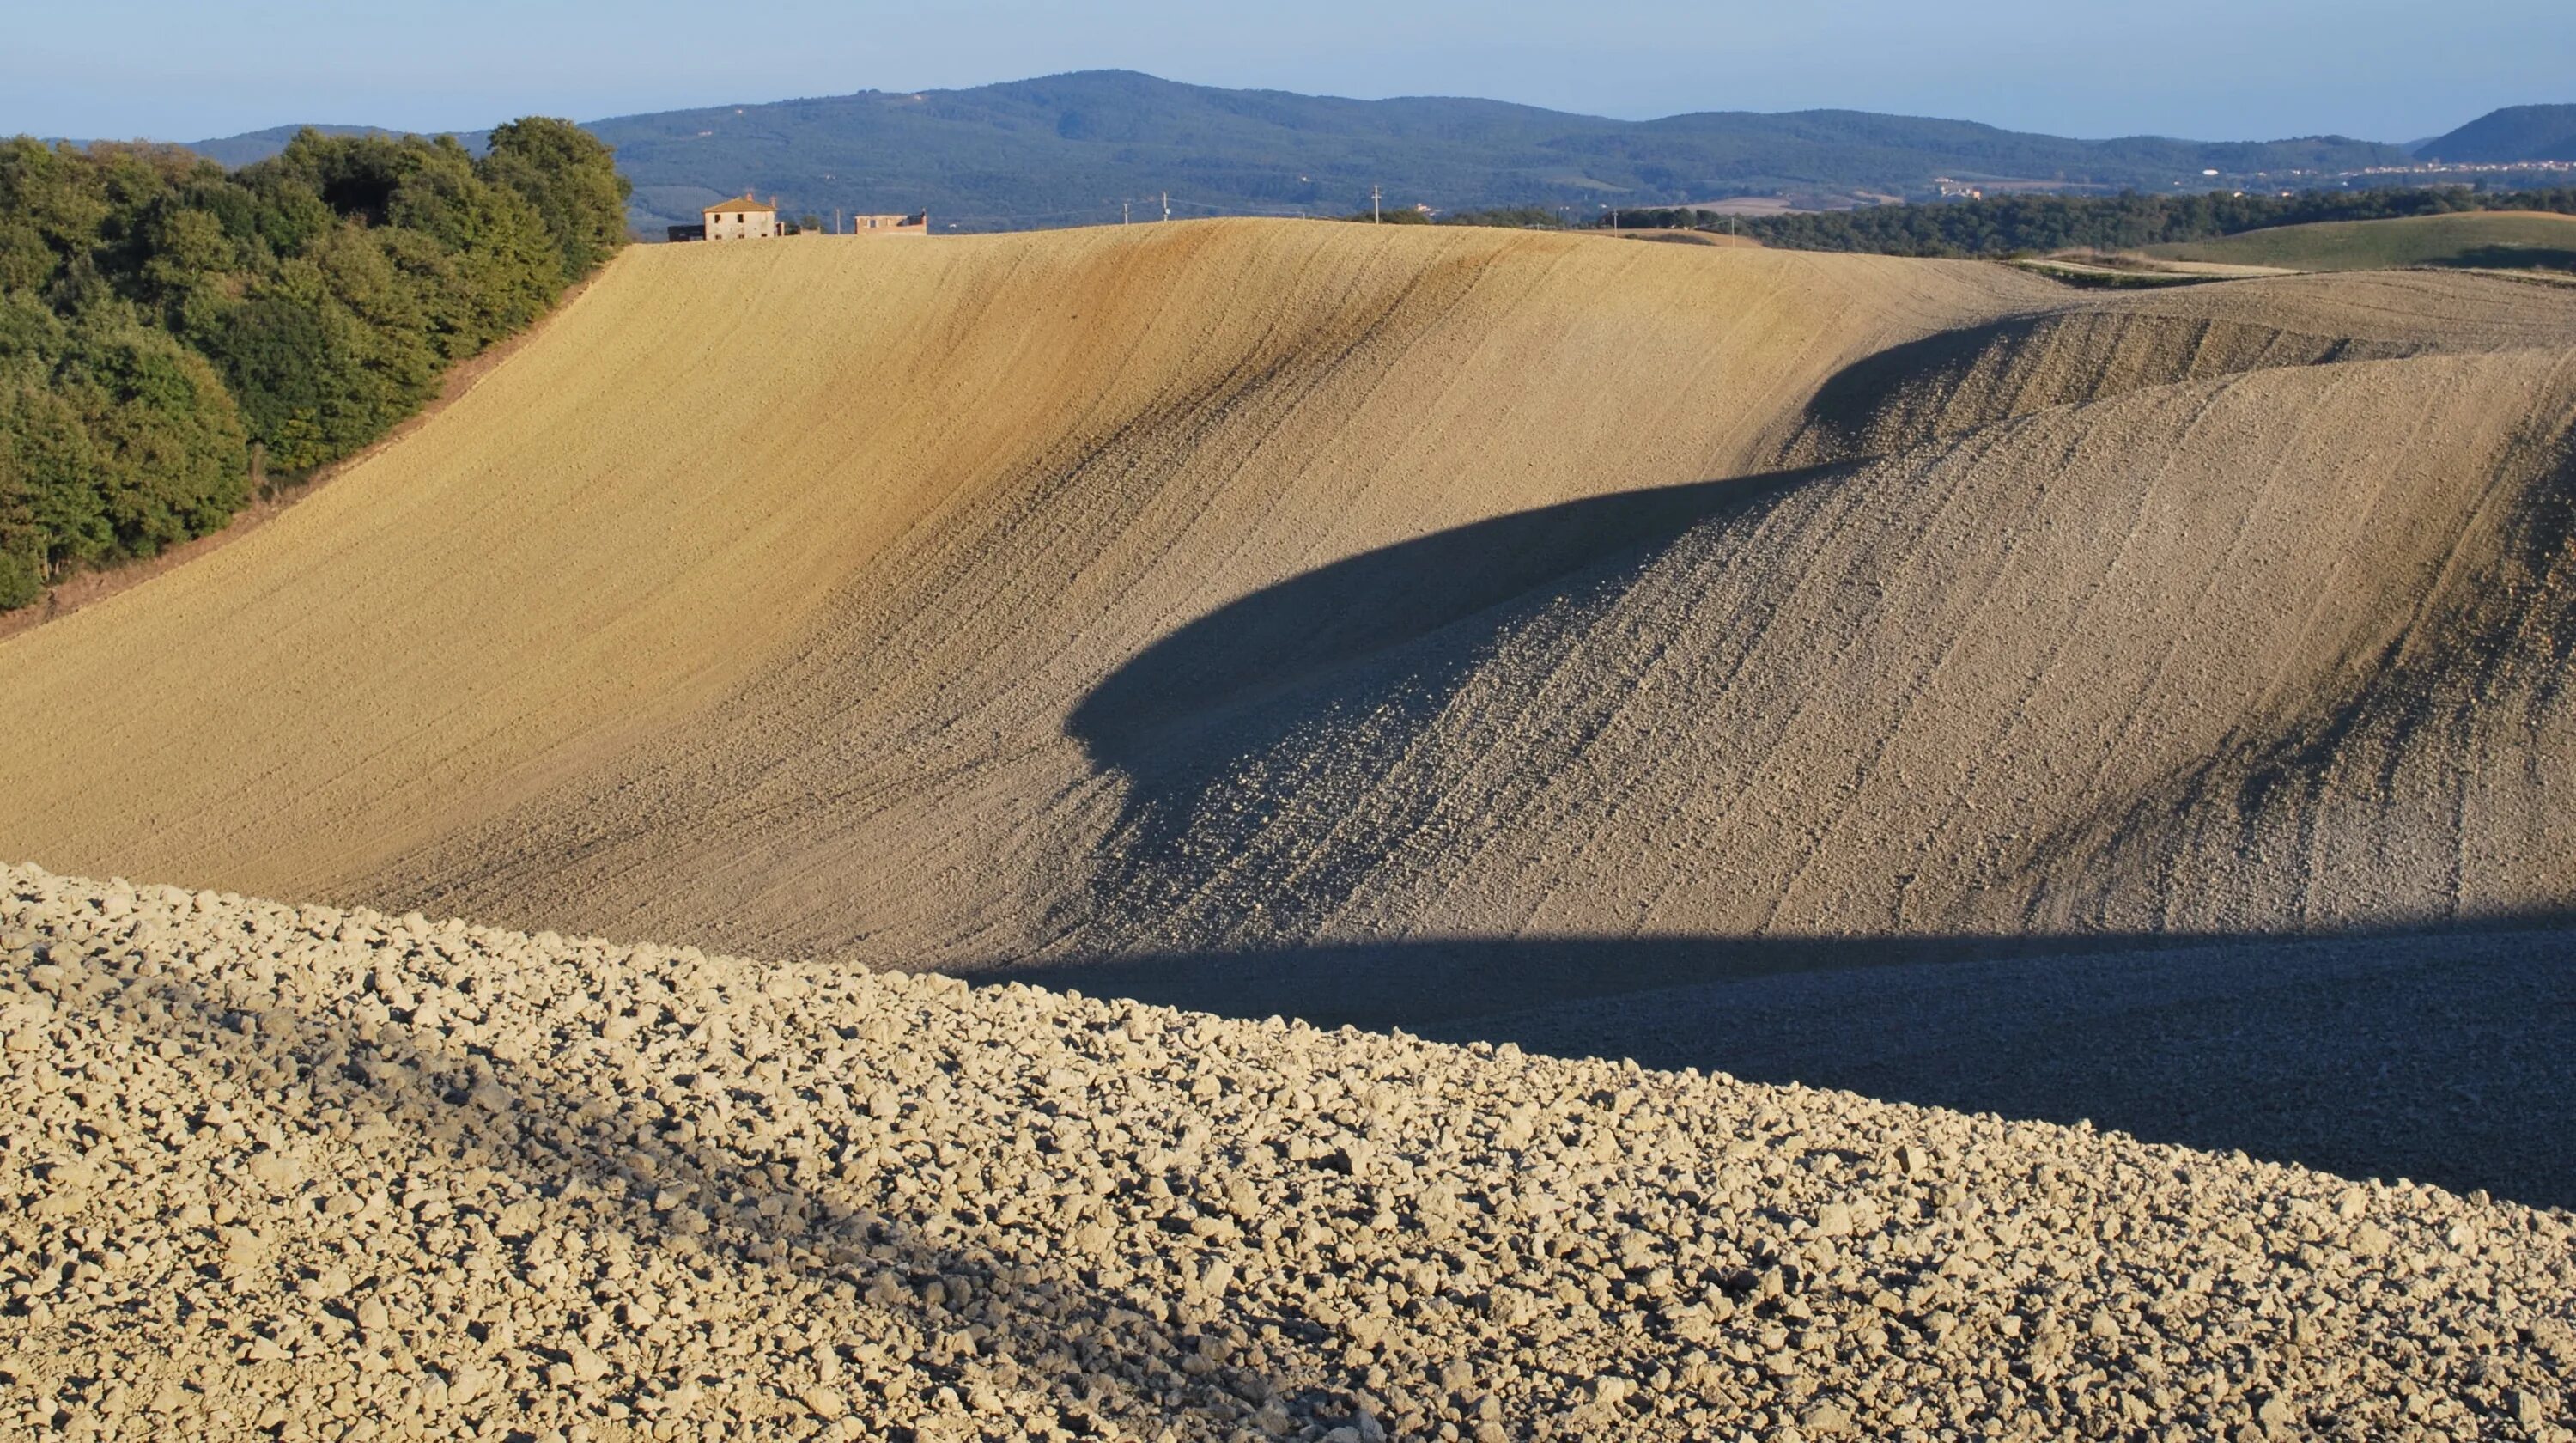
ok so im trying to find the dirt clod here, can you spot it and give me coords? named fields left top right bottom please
left=2, top=862, right=2570, bottom=1440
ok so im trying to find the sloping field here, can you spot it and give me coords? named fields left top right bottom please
left=9, top=864, right=2574, bottom=1442
left=0, top=222, right=2054, bottom=947
left=1069, top=350, right=2576, bottom=957
left=2144, top=210, right=2576, bottom=273
left=4, top=219, right=2576, bottom=1196
left=1783, top=268, right=2576, bottom=462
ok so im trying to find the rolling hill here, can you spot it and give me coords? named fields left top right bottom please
left=0, top=223, right=2048, bottom=947
left=2415, top=101, right=2576, bottom=162
left=2143, top=210, right=2576, bottom=271
left=3, top=219, right=2571, bottom=1009
left=172, top=70, right=2417, bottom=232
left=10, top=192, right=2576, bottom=1443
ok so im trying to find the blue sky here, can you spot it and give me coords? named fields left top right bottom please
left=10, top=0, right=2570, bottom=143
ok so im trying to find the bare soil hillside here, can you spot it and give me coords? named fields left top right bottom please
left=0, top=223, right=2052, bottom=951
left=4, top=220, right=2575, bottom=1200
left=9, top=865, right=2573, bottom=1442
left=1065, top=350, right=2576, bottom=954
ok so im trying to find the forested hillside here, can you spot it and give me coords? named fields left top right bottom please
left=2415, top=103, right=2576, bottom=162
left=0, top=120, right=627, bottom=609
left=177, top=70, right=2413, bottom=233
left=573, top=72, right=2415, bottom=231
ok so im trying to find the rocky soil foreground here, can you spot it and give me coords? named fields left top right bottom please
left=3, top=864, right=2572, bottom=1442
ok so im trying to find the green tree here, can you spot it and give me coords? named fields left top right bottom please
left=386, top=138, right=561, bottom=342
left=0, top=436, right=43, bottom=608
left=481, top=117, right=632, bottom=283
left=0, top=372, right=111, bottom=575
left=55, top=314, right=248, bottom=556
left=204, top=256, right=395, bottom=471
left=0, top=137, right=109, bottom=294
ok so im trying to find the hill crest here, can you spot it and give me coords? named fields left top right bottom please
left=2415, top=101, right=2576, bottom=162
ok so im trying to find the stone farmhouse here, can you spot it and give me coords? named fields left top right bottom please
left=699, top=194, right=778, bottom=241
left=666, top=199, right=929, bottom=242
left=852, top=212, right=931, bottom=236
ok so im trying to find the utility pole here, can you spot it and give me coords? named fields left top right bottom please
left=1123, top=199, right=1131, bottom=225
left=1162, top=191, right=1171, bottom=222
left=1372, top=185, right=1382, bottom=223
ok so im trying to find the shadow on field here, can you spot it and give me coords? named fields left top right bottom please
left=1783, top=313, right=2044, bottom=458
left=55, top=956, right=1318, bottom=1435
left=2439, top=245, right=2576, bottom=274
left=1068, top=469, right=1821, bottom=778
left=987, top=921, right=2576, bottom=1212
left=1044, top=396, right=2576, bottom=1211
left=1063, top=467, right=1843, bottom=947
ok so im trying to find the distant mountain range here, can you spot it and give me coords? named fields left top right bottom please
left=2414, top=104, right=2576, bottom=164
left=112, top=73, right=2573, bottom=233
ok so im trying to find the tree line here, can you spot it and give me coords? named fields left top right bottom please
left=0, top=120, right=629, bottom=610
left=1625, top=186, right=2576, bottom=258
left=1336, top=186, right=2576, bottom=255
